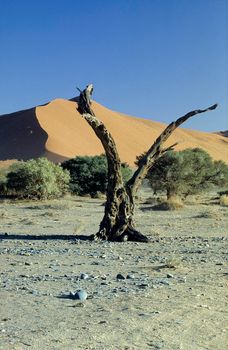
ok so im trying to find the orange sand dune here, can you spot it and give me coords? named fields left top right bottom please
left=1, top=98, right=228, bottom=168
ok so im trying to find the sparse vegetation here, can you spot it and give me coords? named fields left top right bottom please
left=62, top=155, right=132, bottom=197
left=151, top=196, right=184, bottom=211
left=165, top=256, right=182, bottom=269
left=6, top=158, right=70, bottom=200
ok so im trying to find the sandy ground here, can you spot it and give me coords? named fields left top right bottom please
left=0, top=191, right=228, bottom=350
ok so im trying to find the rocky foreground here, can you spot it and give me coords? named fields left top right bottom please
left=0, top=194, right=228, bottom=349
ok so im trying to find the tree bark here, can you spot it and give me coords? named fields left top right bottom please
left=76, top=84, right=217, bottom=242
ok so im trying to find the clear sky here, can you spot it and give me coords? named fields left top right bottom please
left=0, top=0, right=227, bottom=132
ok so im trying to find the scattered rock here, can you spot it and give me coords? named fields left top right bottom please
left=70, top=289, right=88, bottom=301
left=138, top=283, right=149, bottom=288
left=80, top=273, right=89, bottom=280
left=116, top=273, right=125, bottom=280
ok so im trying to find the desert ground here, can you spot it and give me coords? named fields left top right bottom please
left=0, top=189, right=228, bottom=350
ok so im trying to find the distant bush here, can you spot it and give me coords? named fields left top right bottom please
left=6, top=158, right=70, bottom=199
left=136, top=148, right=228, bottom=201
left=62, top=155, right=132, bottom=197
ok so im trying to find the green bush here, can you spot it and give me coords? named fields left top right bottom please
left=6, top=158, right=70, bottom=199
left=62, top=155, right=132, bottom=196
left=136, top=148, right=228, bottom=200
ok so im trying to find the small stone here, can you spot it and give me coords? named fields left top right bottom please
left=138, top=283, right=149, bottom=288
left=167, top=273, right=174, bottom=278
left=80, top=273, right=89, bottom=280
left=159, top=280, right=170, bottom=286
left=116, top=273, right=125, bottom=280
left=71, top=289, right=88, bottom=301
left=126, top=273, right=135, bottom=279
left=100, top=282, right=108, bottom=286
left=199, top=304, right=209, bottom=309
left=31, top=290, right=39, bottom=296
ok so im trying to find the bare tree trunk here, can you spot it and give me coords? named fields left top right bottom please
left=77, top=84, right=217, bottom=242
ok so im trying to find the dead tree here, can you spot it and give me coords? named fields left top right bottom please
left=77, top=84, right=217, bottom=242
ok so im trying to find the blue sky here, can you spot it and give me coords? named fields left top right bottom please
left=0, top=0, right=227, bottom=132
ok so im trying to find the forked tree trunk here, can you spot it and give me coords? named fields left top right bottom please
left=77, top=84, right=217, bottom=242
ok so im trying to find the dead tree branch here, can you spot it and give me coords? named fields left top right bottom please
left=126, top=104, right=218, bottom=196
left=76, top=84, right=218, bottom=242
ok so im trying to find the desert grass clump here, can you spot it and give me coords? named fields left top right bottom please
left=165, top=256, right=182, bottom=268
left=152, top=196, right=184, bottom=211
left=219, top=194, right=228, bottom=207
left=166, top=196, right=184, bottom=210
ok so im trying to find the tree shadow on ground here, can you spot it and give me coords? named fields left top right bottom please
left=0, top=233, right=91, bottom=241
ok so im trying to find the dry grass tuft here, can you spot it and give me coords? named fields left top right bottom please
left=167, top=197, right=184, bottom=210
left=152, top=197, right=184, bottom=211
left=165, top=256, right=182, bottom=268
left=73, top=220, right=85, bottom=234
left=219, top=194, right=228, bottom=207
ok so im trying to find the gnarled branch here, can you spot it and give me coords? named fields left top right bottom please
left=126, top=104, right=218, bottom=196
left=76, top=84, right=218, bottom=243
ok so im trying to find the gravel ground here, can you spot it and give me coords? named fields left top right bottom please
left=0, top=193, right=228, bottom=350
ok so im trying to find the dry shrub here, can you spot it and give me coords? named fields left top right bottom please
left=220, top=194, right=228, bottom=207
left=152, top=196, right=183, bottom=211
left=165, top=256, right=182, bottom=268
left=167, top=196, right=184, bottom=210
